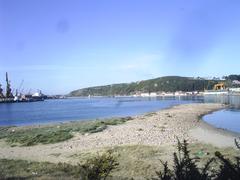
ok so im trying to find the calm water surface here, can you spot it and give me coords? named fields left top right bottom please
left=203, top=95, right=240, bottom=133
left=1, top=95, right=240, bottom=133
left=0, top=96, right=203, bottom=126
left=203, top=109, right=240, bottom=133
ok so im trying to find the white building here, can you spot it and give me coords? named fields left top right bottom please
left=229, top=88, right=240, bottom=92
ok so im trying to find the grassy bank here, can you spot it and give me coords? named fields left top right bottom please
left=0, top=159, right=77, bottom=179
left=0, top=143, right=238, bottom=179
left=0, top=150, right=118, bottom=179
left=69, top=143, right=240, bottom=179
left=0, top=117, right=132, bottom=146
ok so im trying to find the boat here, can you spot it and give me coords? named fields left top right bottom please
left=31, top=91, right=45, bottom=101
left=0, top=72, right=45, bottom=103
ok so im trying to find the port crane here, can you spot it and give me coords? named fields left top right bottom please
left=213, top=83, right=225, bottom=90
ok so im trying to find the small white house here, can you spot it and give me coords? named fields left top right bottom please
left=149, top=92, right=157, bottom=97
left=140, top=93, right=150, bottom=97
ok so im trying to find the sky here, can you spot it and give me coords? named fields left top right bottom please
left=0, top=0, right=240, bottom=94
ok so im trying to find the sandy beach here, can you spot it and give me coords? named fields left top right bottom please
left=0, top=103, right=238, bottom=165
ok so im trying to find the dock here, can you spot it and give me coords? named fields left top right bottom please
left=0, top=98, right=15, bottom=103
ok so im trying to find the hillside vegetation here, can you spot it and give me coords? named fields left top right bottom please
left=69, top=76, right=221, bottom=96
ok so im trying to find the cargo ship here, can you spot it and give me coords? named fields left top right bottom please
left=0, top=72, right=45, bottom=103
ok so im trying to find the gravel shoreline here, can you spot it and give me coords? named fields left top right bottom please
left=0, top=103, right=237, bottom=164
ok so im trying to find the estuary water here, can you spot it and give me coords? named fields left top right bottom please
left=0, top=96, right=203, bottom=126
left=203, top=95, right=240, bottom=133
left=0, top=95, right=240, bottom=133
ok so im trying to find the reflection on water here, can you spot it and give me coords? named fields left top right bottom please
left=203, top=109, right=240, bottom=133
left=203, top=95, right=240, bottom=133
left=204, top=95, right=240, bottom=109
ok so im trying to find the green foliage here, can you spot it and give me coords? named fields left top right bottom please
left=69, top=76, right=221, bottom=96
left=224, top=75, right=240, bottom=81
left=154, top=139, right=240, bottom=180
left=0, top=117, right=132, bottom=146
left=6, top=129, right=73, bottom=146
left=214, top=151, right=240, bottom=180
left=0, top=151, right=118, bottom=179
left=155, top=161, right=172, bottom=180
left=81, top=150, right=119, bottom=180
left=235, top=138, right=240, bottom=149
left=214, top=137, right=240, bottom=180
left=154, top=139, right=214, bottom=180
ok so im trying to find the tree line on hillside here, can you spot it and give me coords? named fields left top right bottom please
left=69, top=76, right=222, bottom=96
left=224, top=75, right=240, bottom=81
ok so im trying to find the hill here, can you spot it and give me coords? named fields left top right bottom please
left=69, top=76, right=221, bottom=97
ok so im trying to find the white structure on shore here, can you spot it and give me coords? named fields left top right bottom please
left=229, top=88, right=240, bottom=93
left=132, top=91, right=201, bottom=97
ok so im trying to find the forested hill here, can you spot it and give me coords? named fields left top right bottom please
left=69, top=76, right=222, bottom=97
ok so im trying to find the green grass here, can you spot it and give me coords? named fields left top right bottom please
left=0, top=117, right=132, bottom=146
left=69, top=143, right=240, bottom=179
left=70, top=145, right=171, bottom=179
left=0, top=143, right=238, bottom=179
left=0, top=150, right=118, bottom=179
left=0, top=159, right=80, bottom=179
left=188, top=142, right=240, bottom=169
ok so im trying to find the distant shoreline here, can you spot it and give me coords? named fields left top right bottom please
left=67, top=94, right=204, bottom=98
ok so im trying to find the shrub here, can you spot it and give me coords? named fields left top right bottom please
left=154, top=138, right=240, bottom=180
left=80, top=150, right=119, bottom=180
left=153, top=139, right=214, bottom=180
left=0, top=150, right=118, bottom=179
left=214, top=137, right=240, bottom=180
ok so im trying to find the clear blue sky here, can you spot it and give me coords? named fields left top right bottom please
left=1, top=0, right=240, bottom=94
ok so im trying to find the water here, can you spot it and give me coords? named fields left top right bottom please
left=203, top=95, right=240, bottom=109
left=0, top=96, right=203, bottom=126
left=1, top=95, right=240, bottom=133
left=203, top=109, right=240, bottom=133
left=203, top=95, right=240, bottom=133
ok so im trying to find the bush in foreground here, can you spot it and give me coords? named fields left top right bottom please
left=214, top=138, right=240, bottom=180
left=80, top=150, right=119, bottom=180
left=154, top=138, right=240, bottom=180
